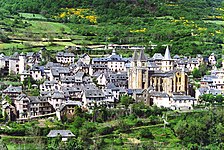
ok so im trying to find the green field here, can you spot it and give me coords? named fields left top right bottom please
left=204, top=20, right=224, bottom=25
left=19, top=13, right=47, bottom=20
left=0, top=43, right=25, bottom=50
left=21, top=21, right=71, bottom=33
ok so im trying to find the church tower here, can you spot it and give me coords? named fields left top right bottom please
left=161, top=46, right=174, bottom=72
left=19, top=52, right=26, bottom=74
left=128, top=50, right=149, bottom=89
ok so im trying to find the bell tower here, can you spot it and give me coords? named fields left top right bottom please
left=128, top=50, right=149, bottom=89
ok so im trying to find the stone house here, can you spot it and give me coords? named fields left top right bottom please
left=47, top=130, right=75, bottom=141
left=56, top=52, right=75, bottom=65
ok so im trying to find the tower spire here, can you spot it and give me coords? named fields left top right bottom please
left=132, top=50, right=139, bottom=61
left=112, top=49, right=116, bottom=55
left=138, top=49, right=147, bottom=62
left=164, top=45, right=171, bottom=60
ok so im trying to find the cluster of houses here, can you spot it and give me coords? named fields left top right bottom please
left=196, top=64, right=224, bottom=99
left=0, top=45, right=219, bottom=121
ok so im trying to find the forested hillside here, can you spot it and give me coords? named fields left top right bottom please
left=0, top=0, right=223, bottom=21
left=0, top=0, right=223, bottom=58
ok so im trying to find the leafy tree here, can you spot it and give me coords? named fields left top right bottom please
left=200, top=94, right=215, bottom=103
left=192, top=68, right=201, bottom=78
left=199, top=64, right=209, bottom=77
left=5, top=95, right=12, bottom=105
left=120, top=95, right=133, bottom=108
left=215, top=94, right=223, bottom=103
left=72, top=116, right=85, bottom=129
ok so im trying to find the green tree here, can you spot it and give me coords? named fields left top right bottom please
left=215, top=94, right=223, bottom=103
left=200, top=94, right=215, bottom=103
left=5, top=95, right=12, bottom=105
left=192, top=68, right=201, bottom=78
left=120, top=95, right=133, bottom=108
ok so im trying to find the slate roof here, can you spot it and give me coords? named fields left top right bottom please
left=56, top=52, right=75, bottom=57
left=80, top=53, right=89, bottom=58
left=173, top=54, right=180, bottom=59
left=201, top=75, right=218, bottom=82
left=3, top=85, right=22, bottom=93
left=132, top=89, right=145, bottom=95
left=106, top=82, right=118, bottom=89
left=26, top=52, right=35, bottom=57
left=138, top=50, right=147, bottom=61
left=132, top=50, right=138, bottom=61
left=84, top=89, right=105, bottom=98
left=188, top=58, right=199, bottom=64
left=29, top=96, right=48, bottom=103
left=61, top=86, right=82, bottom=92
left=103, top=89, right=113, bottom=96
left=208, top=89, right=222, bottom=95
left=109, top=72, right=127, bottom=80
left=172, top=94, right=195, bottom=101
left=197, top=87, right=208, bottom=94
left=91, top=64, right=108, bottom=69
left=75, top=71, right=84, bottom=78
left=164, top=46, right=171, bottom=60
left=47, top=130, right=75, bottom=138
left=52, top=91, right=65, bottom=99
left=45, top=62, right=62, bottom=69
left=51, top=67, right=70, bottom=76
left=152, top=53, right=164, bottom=60
left=15, top=94, right=27, bottom=101
left=44, top=80, right=58, bottom=85
left=149, top=91, right=169, bottom=98
left=83, top=84, right=98, bottom=90
left=61, top=76, right=75, bottom=83
left=59, top=101, right=82, bottom=111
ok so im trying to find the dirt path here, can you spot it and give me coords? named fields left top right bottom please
left=127, top=138, right=141, bottom=144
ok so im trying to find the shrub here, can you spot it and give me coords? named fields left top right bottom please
left=117, top=120, right=131, bottom=133
left=72, top=116, right=85, bottom=129
left=138, top=128, right=154, bottom=139
left=97, top=126, right=114, bottom=135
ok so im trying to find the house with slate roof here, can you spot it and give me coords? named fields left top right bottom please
left=56, top=52, right=75, bottom=65
left=40, top=80, right=60, bottom=92
left=78, top=53, right=91, bottom=65
left=2, top=100, right=17, bottom=121
left=47, top=130, right=75, bottom=141
left=14, top=94, right=30, bottom=119
left=92, top=49, right=130, bottom=73
left=2, top=85, right=22, bottom=103
left=170, top=94, right=195, bottom=110
left=56, top=100, right=82, bottom=120
left=82, top=89, right=106, bottom=109
left=49, top=91, right=66, bottom=109
left=29, top=96, right=54, bottom=118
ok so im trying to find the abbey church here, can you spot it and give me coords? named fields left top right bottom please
left=127, top=47, right=194, bottom=109
left=128, top=46, right=188, bottom=96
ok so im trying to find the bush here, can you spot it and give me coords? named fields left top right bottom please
left=149, top=116, right=161, bottom=125
left=138, top=128, right=154, bottom=139
left=135, top=120, right=144, bottom=127
left=97, top=126, right=114, bottom=135
left=117, top=120, right=131, bottom=133
left=114, top=138, right=123, bottom=145
left=72, top=116, right=85, bottom=129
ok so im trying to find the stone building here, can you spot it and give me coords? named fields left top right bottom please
left=128, top=49, right=189, bottom=96
left=128, top=50, right=149, bottom=89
